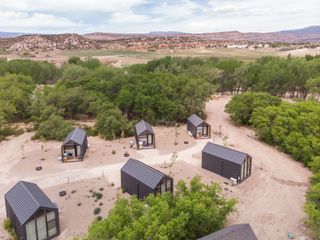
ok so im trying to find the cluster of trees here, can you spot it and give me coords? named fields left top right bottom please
left=1, top=55, right=320, bottom=142
left=225, top=92, right=320, bottom=237
left=0, top=74, right=35, bottom=140
left=86, top=176, right=235, bottom=240
left=0, top=58, right=59, bottom=84
left=29, top=57, right=214, bottom=140
left=0, top=58, right=60, bottom=140
left=135, top=55, right=320, bottom=98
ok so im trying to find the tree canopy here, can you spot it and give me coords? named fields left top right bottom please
left=225, top=92, right=320, bottom=238
left=86, top=176, right=235, bottom=240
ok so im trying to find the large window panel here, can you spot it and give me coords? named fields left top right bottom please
left=166, top=179, right=172, bottom=192
left=37, top=214, right=47, bottom=240
left=161, top=182, right=166, bottom=194
left=26, top=219, right=37, bottom=240
left=47, top=211, right=57, bottom=237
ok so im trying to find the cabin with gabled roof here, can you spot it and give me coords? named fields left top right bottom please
left=202, top=142, right=252, bottom=183
left=4, top=181, right=60, bottom=240
left=121, top=158, right=173, bottom=199
left=134, top=120, right=155, bottom=149
left=198, top=224, right=257, bottom=240
left=61, top=127, right=88, bottom=162
left=187, top=114, right=211, bottom=139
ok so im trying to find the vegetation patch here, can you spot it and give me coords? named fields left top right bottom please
left=3, top=218, right=18, bottom=240
left=86, top=176, right=235, bottom=240
left=226, top=92, right=320, bottom=238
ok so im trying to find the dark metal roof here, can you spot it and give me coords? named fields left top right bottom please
left=121, top=158, right=165, bottom=189
left=198, top=224, right=257, bottom=240
left=188, top=114, right=204, bottom=127
left=5, top=181, right=58, bottom=225
left=63, top=127, right=87, bottom=146
left=135, top=120, right=154, bottom=136
left=202, top=142, right=248, bottom=164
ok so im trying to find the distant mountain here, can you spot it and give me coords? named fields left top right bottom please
left=0, top=32, right=24, bottom=38
left=278, top=26, right=320, bottom=35
left=84, top=26, right=320, bottom=43
left=148, top=31, right=189, bottom=35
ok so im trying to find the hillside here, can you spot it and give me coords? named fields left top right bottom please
left=0, top=26, right=319, bottom=53
left=0, top=33, right=100, bottom=51
left=85, top=26, right=320, bottom=43
left=278, top=26, right=320, bottom=35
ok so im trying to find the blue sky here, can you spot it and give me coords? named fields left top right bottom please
left=0, top=0, right=318, bottom=33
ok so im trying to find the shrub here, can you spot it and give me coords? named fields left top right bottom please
left=93, top=207, right=101, bottom=215
left=93, top=192, right=103, bottom=200
left=3, top=219, right=18, bottom=240
left=34, top=114, right=72, bottom=141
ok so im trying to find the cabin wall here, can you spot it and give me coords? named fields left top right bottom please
left=121, top=170, right=154, bottom=199
left=187, top=120, right=197, bottom=138
left=80, top=136, right=88, bottom=160
left=202, top=152, right=243, bottom=182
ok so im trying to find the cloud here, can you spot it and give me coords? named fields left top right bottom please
left=0, top=0, right=318, bottom=33
left=0, top=11, right=84, bottom=32
left=0, top=0, right=148, bottom=13
left=110, top=11, right=149, bottom=23
left=212, top=5, right=237, bottom=14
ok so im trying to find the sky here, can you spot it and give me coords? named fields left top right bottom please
left=0, top=0, right=319, bottom=34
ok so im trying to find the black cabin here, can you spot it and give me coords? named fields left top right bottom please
left=202, top=142, right=252, bottom=183
left=187, top=114, right=211, bottom=139
left=61, top=127, right=88, bottom=162
left=121, top=158, right=173, bottom=199
left=134, top=120, right=155, bottom=149
left=198, top=224, right=257, bottom=240
left=4, top=181, right=60, bottom=240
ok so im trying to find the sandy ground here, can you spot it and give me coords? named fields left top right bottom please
left=1, top=47, right=320, bottom=67
left=0, top=96, right=311, bottom=240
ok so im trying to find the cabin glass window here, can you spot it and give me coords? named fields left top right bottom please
left=26, top=219, right=36, bottom=240
left=76, top=145, right=81, bottom=156
left=203, top=126, right=208, bottom=135
left=244, top=159, right=248, bottom=178
left=138, top=135, right=147, bottom=146
left=166, top=179, right=172, bottom=192
left=241, top=163, right=244, bottom=181
left=47, top=211, right=57, bottom=237
left=197, top=127, right=203, bottom=137
left=36, top=214, right=47, bottom=240
left=161, top=181, right=166, bottom=194
left=148, top=134, right=153, bottom=145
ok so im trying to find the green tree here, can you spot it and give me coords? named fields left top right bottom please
left=86, top=176, right=235, bottom=240
left=225, top=92, right=281, bottom=125
left=34, top=114, right=72, bottom=141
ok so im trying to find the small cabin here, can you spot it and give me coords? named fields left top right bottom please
left=121, top=158, right=173, bottom=199
left=61, top=128, right=88, bottom=162
left=198, top=224, right=257, bottom=240
left=187, top=114, right=211, bottom=139
left=202, top=142, right=252, bottom=183
left=134, top=120, right=155, bottom=150
left=4, top=181, right=60, bottom=240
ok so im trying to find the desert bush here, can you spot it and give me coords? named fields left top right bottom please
left=93, top=207, right=101, bottom=215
